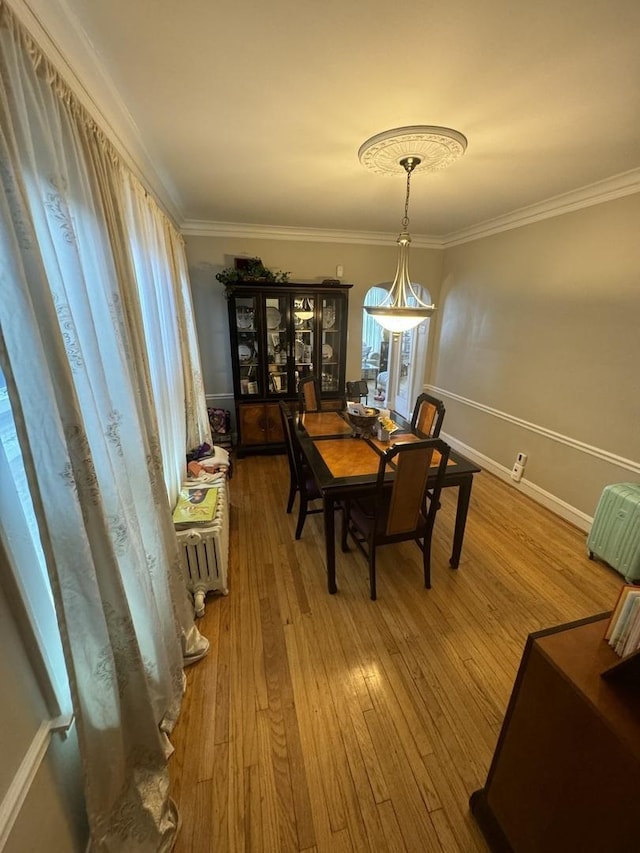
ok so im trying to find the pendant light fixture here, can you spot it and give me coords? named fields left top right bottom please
left=359, top=126, right=467, bottom=333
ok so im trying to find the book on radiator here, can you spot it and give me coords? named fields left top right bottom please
left=172, top=485, right=218, bottom=528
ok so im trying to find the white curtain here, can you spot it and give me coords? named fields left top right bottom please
left=0, top=5, right=208, bottom=850
left=119, top=175, right=211, bottom=505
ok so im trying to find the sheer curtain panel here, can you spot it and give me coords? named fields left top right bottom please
left=119, top=174, right=211, bottom=505
left=0, top=5, right=208, bottom=850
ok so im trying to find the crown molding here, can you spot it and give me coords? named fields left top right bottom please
left=9, top=2, right=640, bottom=246
left=7, top=0, right=184, bottom=224
left=180, top=219, right=442, bottom=249
left=441, top=167, right=640, bottom=247
left=182, top=167, right=640, bottom=249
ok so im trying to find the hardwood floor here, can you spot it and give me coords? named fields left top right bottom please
left=169, top=453, right=622, bottom=852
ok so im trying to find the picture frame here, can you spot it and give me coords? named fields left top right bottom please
left=234, top=257, right=256, bottom=271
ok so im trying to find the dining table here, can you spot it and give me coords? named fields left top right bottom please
left=294, top=409, right=481, bottom=594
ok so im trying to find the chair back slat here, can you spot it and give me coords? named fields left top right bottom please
left=299, top=374, right=320, bottom=412
left=302, top=381, right=317, bottom=411
left=385, top=446, right=434, bottom=535
left=411, top=393, right=446, bottom=437
left=416, top=402, right=437, bottom=435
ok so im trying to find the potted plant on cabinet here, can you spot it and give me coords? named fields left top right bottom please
left=216, top=257, right=290, bottom=285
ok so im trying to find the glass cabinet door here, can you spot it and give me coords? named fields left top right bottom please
left=264, top=293, right=291, bottom=396
left=320, top=295, right=344, bottom=393
left=232, top=288, right=347, bottom=402
left=293, top=293, right=316, bottom=386
left=235, top=296, right=260, bottom=396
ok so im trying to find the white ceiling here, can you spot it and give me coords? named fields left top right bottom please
left=19, top=0, right=640, bottom=243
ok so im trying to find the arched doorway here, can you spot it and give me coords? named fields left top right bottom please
left=361, top=284, right=432, bottom=419
left=361, top=286, right=388, bottom=401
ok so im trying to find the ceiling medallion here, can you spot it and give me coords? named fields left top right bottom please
left=358, top=125, right=467, bottom=176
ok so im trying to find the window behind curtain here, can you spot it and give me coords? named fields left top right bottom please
left=0, top=367, right=71, bottom=716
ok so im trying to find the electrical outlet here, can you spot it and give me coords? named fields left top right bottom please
left=516, top=452, right=528, bottom=466
left=511, top=463, right=524, bottom=483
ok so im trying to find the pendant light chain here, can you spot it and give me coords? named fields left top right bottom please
left=404, top=169, right=411, bottom=228
left=402, top=169, right=411, bottom=229
left=400, top=156, right=419, bottom=230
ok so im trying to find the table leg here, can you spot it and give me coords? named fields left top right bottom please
left=324, top=496, right=338, bottom=594
left=450, top=475, right=473, bottom=568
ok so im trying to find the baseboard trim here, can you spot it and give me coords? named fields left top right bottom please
left=441, top=431, right=593, bottom=533
left=0, top=714, right=73, bottom=849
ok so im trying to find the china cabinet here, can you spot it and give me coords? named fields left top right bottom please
left=225, top=280, right=352, bottom=455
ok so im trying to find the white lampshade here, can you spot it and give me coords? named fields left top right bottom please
left=364, top=231, right=436, bottom=333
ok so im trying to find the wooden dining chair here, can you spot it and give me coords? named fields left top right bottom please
left=346, top=380, right=369, bottom=405
left=278, top=401, right=323, bottom=539
left=411, top=392, right=446, bottom=437
left=299, top=373, right=346, bottom=413
left=340, top=438, right=450, bottom=600
left=298, top=374, right=321, bottom=412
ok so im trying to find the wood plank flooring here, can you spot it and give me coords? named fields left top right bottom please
left=169, top=453, right=622, bottom=852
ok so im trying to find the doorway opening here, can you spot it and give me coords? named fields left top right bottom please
left=361, top=286, right=388, bottom=403
left=361, top=284, right=432, bottom=420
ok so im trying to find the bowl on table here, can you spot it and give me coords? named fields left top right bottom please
left=346, top=407, right=379, bottom=437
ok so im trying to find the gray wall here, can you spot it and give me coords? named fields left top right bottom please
left=432, top=193, right=640, bottom=522
left=185, top=234, right=444, bottom=428
left=186, top=194, right=640, bottom=527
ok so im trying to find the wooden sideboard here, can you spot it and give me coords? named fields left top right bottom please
left=470, top=613, right=640, bottom=853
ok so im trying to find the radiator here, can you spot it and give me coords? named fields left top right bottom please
left=176, top=476, right=229, bottom=616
